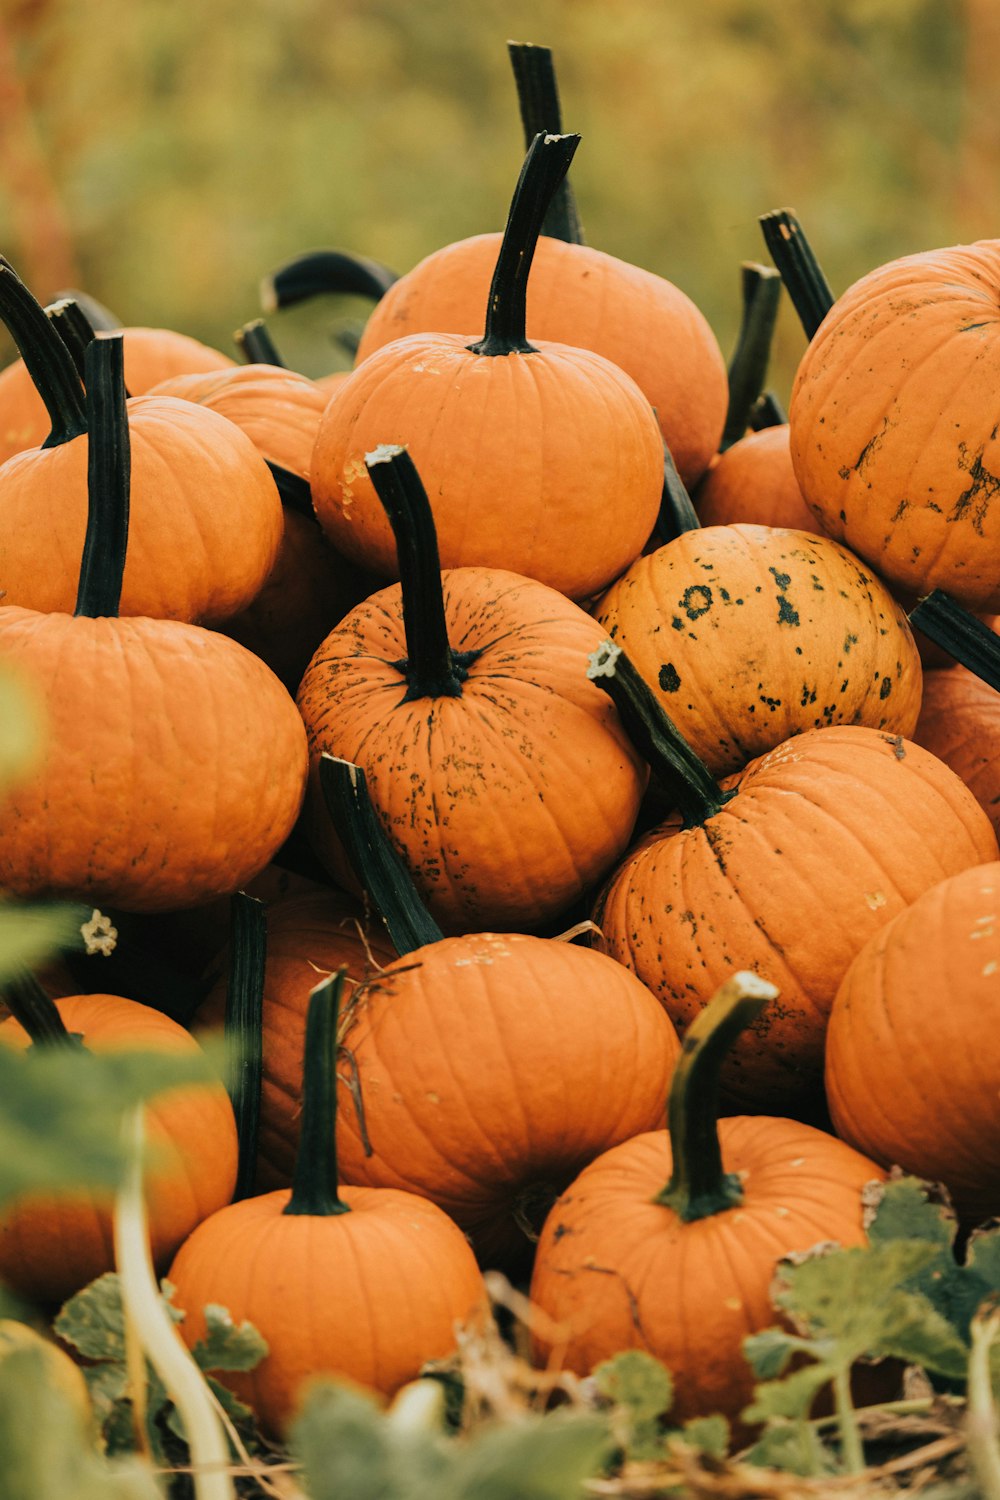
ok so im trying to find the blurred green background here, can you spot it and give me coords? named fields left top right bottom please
left=1, top=0, right=996, bottom=400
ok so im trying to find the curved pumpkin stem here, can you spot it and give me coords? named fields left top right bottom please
left=587, top=640, right=733, bottom=827
left=507, top=41, right=585, bottom=246
left=467, top=131, right=580, bottom=359
left=283, top=971, right=351, bottom=1218
left=655, top=971, right=778, bottom=1222
left=74, top=335, right=130, bottom=619
left=225, top=892, right=267, bottom=1203
left=0, top=258, right=87, bottom=448
left=365, top=443, right=480, bottom=699
left=235, top=318, right=286, bottom=367
left=720, top=263, right=783, bottom=450
left=758, top=209, right=834, bottom=341
left=319, top=754, right=443, bottom=957
left=908, top=591, right=1000, bottom=691
left=51, top=286, right=121, bottom=332
left=260, top=250, right=399, bottom=314
left=654, top=438, right=701, bottom=544
left=3, top=970, right=79, bottom=1048
left=749, top=390, right=787, bottom=430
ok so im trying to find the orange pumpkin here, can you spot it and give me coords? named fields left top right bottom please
left=530, top=974, right=884, bottom=1422
left=913, top=666, right=1000, bottom=840
left=826, top=860, right=1000, bottom=1223
left=695, top=426, right=816, bottom=533
left=296, top=445, right=646, bottom=932
left=0, top=336, right=307, bottom=912
left=0, top=990, right=237, bottom=1305
left=595, top=524, right=922, bottom=776
left=310, top=134, right=663, bottom=601
left=169, top=974, right=487, bottom=1436
left=0, top=264, right=281, bottom=625
left=589, top=643, right=998, bottom=1109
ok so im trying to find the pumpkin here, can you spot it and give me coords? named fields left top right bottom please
left=168, top=973, right=487, bottom=1437
left=913, top=665, right=1000, bottom=840
left=297, top=444, right=646, bottom=932
left=0, top=335, right=308, bottom=912
left=595, top=524, right=923, bottom=776
left=310, top=755, right=681, bottom=1270
left=589, top=642, right=998, bottom=1109
left=788, top=239, right=1000, bottom=611
left=0, top=264, right=282, bottom=625
left=530, top=973, right=884, bottom=1422
left=695, top=426, right=816, bottom=533
left=0, top=986, right=237, bottom=1305
left=310, top=134, right=663, bottom=601
left=826, top=860, right=1000, bottom=1224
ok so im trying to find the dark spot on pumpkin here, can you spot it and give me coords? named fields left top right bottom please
left=777, top=596, right=800, bottom=626
left=879, top=676, right=892, bottom=699
left=760, top=694, right=782, bottom=711
left=890, top=498, right=911, bottom=523
left=794, top=645, right=803, bottom=655
left=719, top=586, right=731, bottom=601
left=680, top=584, right=713, bottom=620
left=843, top=632, right=859, bottom=653
left=952, top=444, right=1000, bottom=535
left=839, top=510, right=847, bottom=521
left=658, top=663, right=681, bottom=693
left=671, top=616, right=684, bottom=631
left=882, top=733, right=906, bottom=759
left=800, top=684, right=817, bottom=706
left=552, top=1223, right=572, bottom=1241
left=841, top=679, right=849, bottom=692
left=769, top=567, right=791, bottom=589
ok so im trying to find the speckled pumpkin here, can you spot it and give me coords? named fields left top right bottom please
left=595, top=524, right=923, bottom=776
left=913, top=665, right=1000, bottom=840
left=826, top=860, right=1000, bottom=1223
left=789, top=241, right=1000, bottom=610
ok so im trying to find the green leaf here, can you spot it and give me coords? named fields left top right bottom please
left=743, top=1327, right=813, bottom=1381
left=742, top=1363, right=833, bottom=1425
left=291, top=1379, right=448, bottom=1500
left=55, top=1273, right=130, bottom=1362
left=449, top=1410, right=614, bottom=1500
left=744, top=1417, right=834, bottom=1478
left=0, top=903, right=81, bottom=986
left=191, top=1303, right=269, bottom=1373
left=592, top=1349, right=672, bottom=1459
left=679, top=1413, right=730, bottom=1459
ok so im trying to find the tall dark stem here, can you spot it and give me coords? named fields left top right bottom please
left=235, top=319, right=286, bottom=367
left=507, top=41, right=584, bottom=245
left=46, top=298, right=97, bottom=381
left=467, top=132, right=579, bottom=358
left=74, top=335, right=130, bottom=619
left=655, top=439, right=701, bottom=543
left=283, top=971, right=351, bottom=1218
left=721, top=264, right=783, bottom=450
left=909, top=591, right=1000, bottom=690
left=319, top=754, right=443, bottom=958
left=587, top=641, right=733, bottom=827
left=261, top=251, right=399, bottom=314
left=51, top=287, right=121, bottom=331
left=365, top=444, right=479, bottom=699
left=655, top=972, right=777, bottom=1221
left=225, top=893, right=266, bottom=1203
left=4, top=970, right=80, bottom=1048
left=0, top=258, right=87, bottom=448
left=749, top=391, right=787, bottom=430
left=759, top=210, right=835, bottom=341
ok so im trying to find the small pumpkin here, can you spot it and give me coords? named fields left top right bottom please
left=530, top=973, right=884, bottom=1422
left=914, top=665, right=1000, bottom=841
left=826, top=860, right=1000, bottom=1224
left=168, top=973, right=487, bottom=1437
left=695, top=426, right=815, bottom=534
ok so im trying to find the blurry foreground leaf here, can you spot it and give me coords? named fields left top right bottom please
left=592, top=1349, right=673, bottom=1460
left=0, top=902, right=83, bottom=987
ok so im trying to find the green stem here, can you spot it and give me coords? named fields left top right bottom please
left=720, top=264, right=782, bottom=450
left=51, top=287, right=121, bottom=331
left=909, top=591, right=1000, bottom=690
left=3, top=969, right=80, bottom=1047
left=224, top=893, right=266, bottom=1203
left=467, top=132, right=579, bottom=358
left=260, top=250, right=399, bottom=314
left=235, top=319, right=286, bottom=367
left=74, top=335, right=130, bottom=619
left=319, top=754, right=443, bottom=957
left=0, top=257, right=87, bottom=448
left=758, top=210, right=834, bottom=341
left=365, top=444, right=480, bottom=699
left=586, top=641, right=732, bottom=827
left=832, top=1362, right=866, bottom=1476
left=655, top=439, right=701, bottom=542
left=749, top=391, right=787, bottom=430
left=46, top=297, right=97, bottom=383
left=283, top=971, right=351, bottom=1217
left=654, top=972, right=777, bottom=1221
left=507, top=41, right=584, bottom=245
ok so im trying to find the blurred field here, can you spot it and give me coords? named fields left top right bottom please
left=1, top=0, right=996, bottom=399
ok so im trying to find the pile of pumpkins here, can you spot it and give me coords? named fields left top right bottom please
left=0, top=41, right=998, bottom=1446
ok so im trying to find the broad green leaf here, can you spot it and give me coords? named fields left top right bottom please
left=291, top=1379, right=447, bottom=1500
left=449, top=1410, right=614, bottom=1500
left=679, top=1413, right=730, bottom=1459
left=191, top=1303, right=269, bottom=1373
left=741, top=1363, right=832, bottom=1425
left=743, top=1418, right=833, bottom=1478
left=55, top=1273, right=130, bottom=1362
left=743, top=1327, right=813, bottom=1381
left=592, top=1349, right=672, bottom=1459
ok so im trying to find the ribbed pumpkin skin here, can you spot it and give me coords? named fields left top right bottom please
left=197, top=891, right=397, bottom=1190
left=530, top=1118, right=882, bottom=1420
left=595, top=526, right=923, bottom=775
left=296, top=568, right=647, bottom=932
left=335, top=933, right=681, bottom=1267
left=0, top=995, right=237, bottom=1304
left=0, top=328, right=235, bottom=464
left=913, top=667, right=1000, bottom=839
left=695, top=427, right=816, bottom=533
left=0, top=395, right=283, bottom=624
left=355, top=234, right=728, bottom=488
left=147, top=364, right=327, bottom=478
left=310, top=333, right=663, bottom=601
left=595, top=726, right=998, bottom=1108
left=168, top=1185, right=487, bottom=1437
left=0, top=611, right=308, bottom=912
left=826, top=861, right=1000, bottom=1222
left=789, top=242, right=1000, bottom=610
